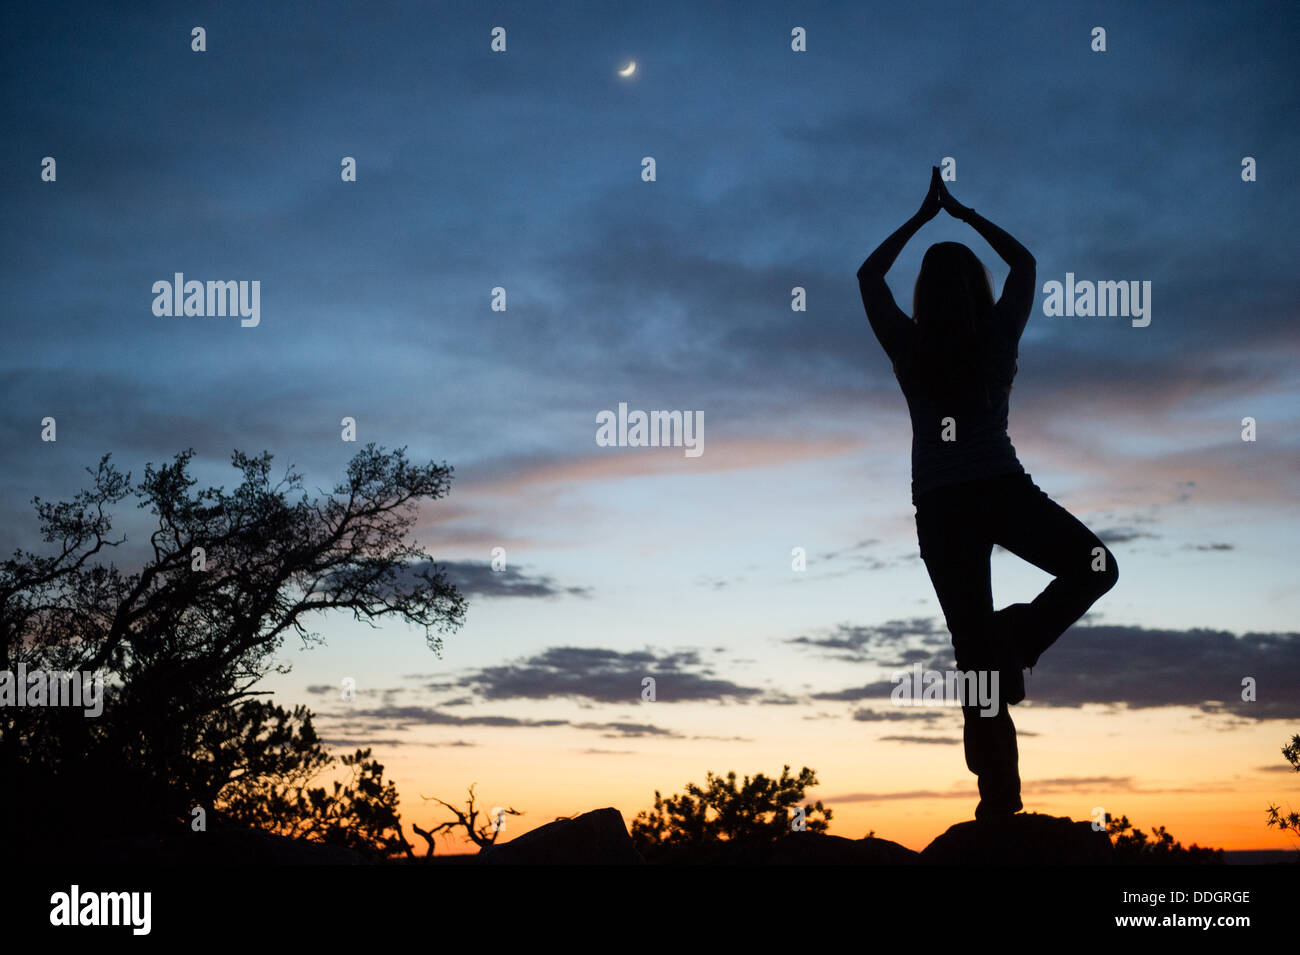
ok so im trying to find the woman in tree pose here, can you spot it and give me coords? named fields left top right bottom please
left=856, top=167, right=1118, bottom=820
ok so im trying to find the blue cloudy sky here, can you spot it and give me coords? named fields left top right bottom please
left=3, top=0, right=1298, bottom=849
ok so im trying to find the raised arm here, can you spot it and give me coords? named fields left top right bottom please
left=939, top=185, right=1036, bottom=342
left=857, top=168, right=941, bottom=360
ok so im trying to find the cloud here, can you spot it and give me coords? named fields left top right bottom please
left=809, top=620, right=1300, bottom=720
left=443, top=645, right=768, bottom=704
left=451, top=436, right=866, bottom=496
left=851, top=708, right=951, bottom=723
left=1022, top=625, right=1300, bottom=719
left=573, top=721, right=684, bottom=739
left=318, top=737, right=476, bottom=749
left=348, top=705, right=570, bottom=729
left=312, top=558, right=591, bottom=606
left=877, top=735, right=960, bottom=745
left=1093, top=526, right=1161, bottom=544
left=822, top=788, right=977, bottom=804
left=323, top=705, right=695, bottom=741
left=824, top=776, right=1158, bottom=803
left=817, top=539, right=882, bottom=561
left=789, top=619, right=948, bottom=664
left=434, top=560, right=591, bottom=599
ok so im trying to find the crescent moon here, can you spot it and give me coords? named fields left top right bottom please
left=618, top=61, right=636, bottom=77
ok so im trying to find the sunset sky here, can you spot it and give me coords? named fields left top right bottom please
left=3, top=0, right=1298, bottom=853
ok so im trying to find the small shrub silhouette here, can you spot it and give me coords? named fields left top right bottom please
left=1265, top=732, right=1300, bottom=858
left=1105, top=812, right=1224, bottom=864
left=631, top=765, right=831, bottom=861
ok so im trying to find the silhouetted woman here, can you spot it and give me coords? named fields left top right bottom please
left=857, top=167, right=1119, bottom=820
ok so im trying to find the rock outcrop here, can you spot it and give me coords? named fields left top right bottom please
left=476, top=807, right=645, bottom=864
left=921, top=812, right=1113, bottom=865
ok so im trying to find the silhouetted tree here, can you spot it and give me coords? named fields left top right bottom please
left=412, top=783, right=523, bottom=855
left=1104, top=813, right=1224, bottom=864
left=211, top=706, right=414, bottom=859
left=1265, top=732, right=1300, bottom=855
left=0, top=444, right=464, bottom=858
left=631, top=765, right=831, bottom=860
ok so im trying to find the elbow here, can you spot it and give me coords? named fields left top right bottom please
left=1010, top=254, right=1035, bottom=278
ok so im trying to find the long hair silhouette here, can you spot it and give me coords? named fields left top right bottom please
left=907, top=242, right=1001, bottom=409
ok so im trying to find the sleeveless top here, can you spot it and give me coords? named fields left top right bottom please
left=893, top=325, right=1025, bottom=506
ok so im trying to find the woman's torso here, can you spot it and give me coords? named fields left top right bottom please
left=894, top=338, right=1025, bottom=506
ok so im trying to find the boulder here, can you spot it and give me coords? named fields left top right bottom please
left=640, top=832, right=919, bottom=865
left=768, top=832, right=921, bottom=865
left=476, top=807, right=644, bottom=865
left=921, top=812, right=1113, bottom=865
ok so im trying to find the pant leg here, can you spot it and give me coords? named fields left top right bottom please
left=915, top=484, right=1020, bottom=814
left=964, top=704, right=1022, bottom=816
left=990, top=475, right=1120, bottom=665
left=915, top=487, right=996, bottom=673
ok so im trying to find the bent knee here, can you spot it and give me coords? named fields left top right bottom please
left=1091, top=548, right=1119, bottom=594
